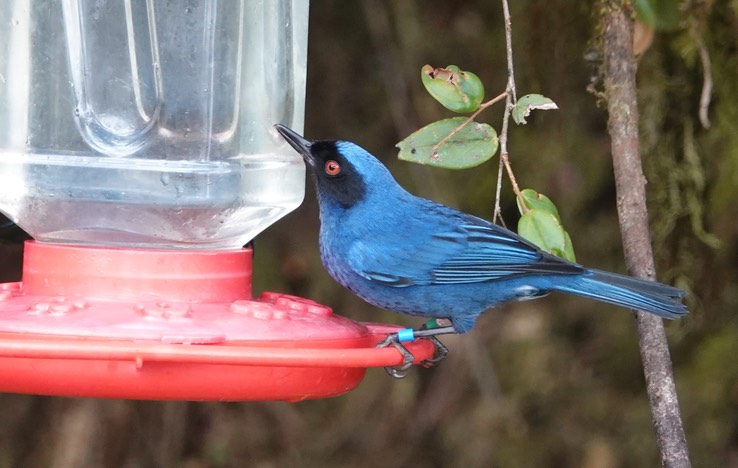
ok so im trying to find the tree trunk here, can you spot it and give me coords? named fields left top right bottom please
left=601, top=2, right=691, bottom=467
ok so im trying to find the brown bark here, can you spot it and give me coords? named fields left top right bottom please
left=601, top=2, right=691, bottom=467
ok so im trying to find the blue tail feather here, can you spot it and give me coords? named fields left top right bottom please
left=554, top=269, right=687, bottom=319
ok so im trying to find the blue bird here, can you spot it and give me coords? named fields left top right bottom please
left=275, top=125, right=687, bottom=374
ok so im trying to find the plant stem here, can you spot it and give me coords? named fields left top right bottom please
left=492, top=142, right=506, bottom=225
left=498, top=86, right=526, bottom=211
left=496, top=0, right=526, bottom=214
left=690, top=26, right=712, bottom=129
left=601, top=3, right=691, bottom=467
left=502, top=0, right=517, bottom=104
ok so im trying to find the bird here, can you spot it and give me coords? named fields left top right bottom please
left=275, top=125, right=687, bottom=374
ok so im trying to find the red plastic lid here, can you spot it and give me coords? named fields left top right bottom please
left=0, top=242, right=434, bottom=401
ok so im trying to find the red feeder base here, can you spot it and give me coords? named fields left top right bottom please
left=0, top=242, right=434, bottom=401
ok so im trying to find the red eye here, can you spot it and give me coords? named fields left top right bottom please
left=325, top=160, right=341, bottom=175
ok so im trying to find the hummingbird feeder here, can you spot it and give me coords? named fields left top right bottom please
left=0, top=0, right=434, bottom=401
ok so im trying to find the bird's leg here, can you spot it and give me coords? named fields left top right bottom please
left=415, top=319, right=455, bottom=367
left=376, top=318, right=456, bottom=378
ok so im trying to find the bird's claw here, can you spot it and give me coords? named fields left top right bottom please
left=376, top=332, right=449, bottom=379
left=420, top=335, right=448, bottom=368
left=376, top=333, right=414, bottom=378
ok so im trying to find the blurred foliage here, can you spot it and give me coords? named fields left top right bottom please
left=635, top=0, right=682, bottom=30
left=1, top=1, right=737, bottom=467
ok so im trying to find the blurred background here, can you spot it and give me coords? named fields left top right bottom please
left=1, top=1, right=736, bottom=466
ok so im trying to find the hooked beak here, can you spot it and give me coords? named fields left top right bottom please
left=275, top=124, right=315, bottom=167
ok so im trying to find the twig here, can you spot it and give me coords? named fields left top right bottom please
left=498, top=87, right=525, bottom=209
left=492, top=146, right=506, bottom=225
left=601, top=3, right=691, bottom=467
left=496, top=0, right=526, bottom=213
left=691, top=28, right=712, bottom=129
left=501, top=0, right=517, bottom=104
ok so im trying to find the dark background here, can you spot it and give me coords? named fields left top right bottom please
left=1, top=1, right=736, bottom=466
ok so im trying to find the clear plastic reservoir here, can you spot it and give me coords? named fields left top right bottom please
left=0, top=0, right=308, bottom=249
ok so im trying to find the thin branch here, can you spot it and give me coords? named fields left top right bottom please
left=498, top=86, right=525, bottom=209
left=496, top=0, right=526, bottom=213
left=502, top=0, right=517, bottom=104
left=691, top=29, right=712, bottom=129
left=601, top=3, right=691, bottom=467
left=492, top=146, right=506, bottom=225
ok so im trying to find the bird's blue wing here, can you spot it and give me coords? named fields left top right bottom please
left=348, top=215, right=583, bottom=287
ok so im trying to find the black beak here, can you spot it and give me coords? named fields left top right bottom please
left=275, top=124, right=315, bottom=167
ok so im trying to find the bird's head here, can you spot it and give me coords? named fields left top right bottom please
left=275, top=125, right=398, bottom=209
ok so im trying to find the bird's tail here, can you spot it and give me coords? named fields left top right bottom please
left=553, top=269, right=687, bottom=319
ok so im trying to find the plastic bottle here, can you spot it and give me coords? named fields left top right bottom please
left=0, top=0, right=308, bottom=249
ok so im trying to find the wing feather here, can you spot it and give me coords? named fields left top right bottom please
left=349, top=216, right=583, bottom=287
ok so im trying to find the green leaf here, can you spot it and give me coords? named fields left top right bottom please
left=518, top=208, right=576, bottom=262
left=421, top=65, right=485, bottom=114
left=634, top=0, right=680, bottom=30
left=634, top=0, right=656, bottom=27
left=511, top=94, right=558, bottom=125
left=397, top=117, right=498, bottom=169
left=518, top=209, right=565, bottom=255
left=517, top=189, right=576, bottom=261
left=517, top=188, right=561, bottom=222
left=562, top=231, right=576, bottom=262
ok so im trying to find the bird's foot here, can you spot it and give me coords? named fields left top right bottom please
left=419, top=335, right=448, bottom=368
left=376, top=319, right=456, bottom=379
left=376, top=333, right=415, bottom=379
left=415, top=319, right=453, bottom=368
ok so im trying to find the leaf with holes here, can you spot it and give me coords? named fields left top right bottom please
left=397, top=117, right=498, bottom=169
left=511, top=94, right=558, bottom=125
left=421, top=65, right=485, bottom=114
left=518, top=208, right=576, bottom=262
